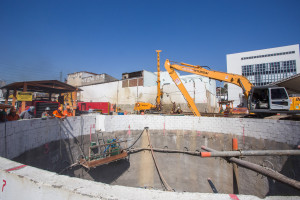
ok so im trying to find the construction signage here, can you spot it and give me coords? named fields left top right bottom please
left=17, top=92, right=33, bottom=101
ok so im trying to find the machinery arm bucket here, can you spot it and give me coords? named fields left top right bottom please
left=165, top=59, right=201, bottom=116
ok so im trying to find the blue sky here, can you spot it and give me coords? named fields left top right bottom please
left=0, top=0, right=300, bottom=83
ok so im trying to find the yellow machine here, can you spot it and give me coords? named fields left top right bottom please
left=134, top=50, right=162, bottom=114
left=289, top=96, right=300, bottom=111
left=133, top=102, right=156, bottom=114
left=165, top=59, right=292, bottom=117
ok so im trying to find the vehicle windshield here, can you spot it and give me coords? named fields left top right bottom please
left=271, top=88, right=288, bottom=100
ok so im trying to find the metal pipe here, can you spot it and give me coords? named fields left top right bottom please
left=232, top=138, right=239, bottom=194
left=201, top=146, right=300, bottom=190
left=201, top=149, right=300, bottom=157
left=128, top=147, right=200, bottom=156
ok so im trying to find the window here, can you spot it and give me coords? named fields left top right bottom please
left=241, top=51, right=295, bottom=60
left=241, top=60, right=296, bottom=86
left=271, top=88, right=288, bottom=99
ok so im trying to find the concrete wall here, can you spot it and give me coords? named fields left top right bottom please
left=99, top=115, right=300, bottom=146
left=81, top=73, right=118, bottom=86
left=1, top=115, right=299, bottom=161
left=0, top=116, right=97, bottom=160
left=1, top=155, right=278, bottom=200
left=143, top=70, right=157, bottom=87
left=67, top=72, right=95, bottom=87
left=0, top=115, right=300, bottom=199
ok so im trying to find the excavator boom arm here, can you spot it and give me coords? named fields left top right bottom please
left=165, top=59, right=253, bottom=116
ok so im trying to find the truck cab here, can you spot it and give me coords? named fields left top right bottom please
left=248, top=86, right=290, bottom=112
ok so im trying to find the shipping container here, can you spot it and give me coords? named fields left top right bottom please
left=77, top=102, right=111, bottom=114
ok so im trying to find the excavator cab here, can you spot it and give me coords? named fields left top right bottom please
left=248, top=86, right=290, bottom=111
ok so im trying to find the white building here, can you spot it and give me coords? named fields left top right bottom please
left=226, top=44, right=300, bottom=107
left=67, top=71, right=118, bottom=87
left=0, top=80, right=6, bottom=102
left=79, top=70, right=217, bottom=113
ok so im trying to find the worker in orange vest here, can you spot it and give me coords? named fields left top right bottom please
left=53, top=107, right=65, bottom=119
left=63, top=105, right=73, bottom=117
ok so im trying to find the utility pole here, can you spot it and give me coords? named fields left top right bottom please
left=60, top=71, right=63, bottom=82
left=156, top=50, right=162, bottom=110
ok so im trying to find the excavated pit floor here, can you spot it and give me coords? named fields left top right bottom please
left=13, top=129, right=300, bottom=198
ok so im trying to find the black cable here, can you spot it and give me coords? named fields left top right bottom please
left=125, top=129, right=145, bottom=150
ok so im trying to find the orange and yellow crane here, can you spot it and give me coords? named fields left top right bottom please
left=134, top=50, right=163, bottom=113
left=164, top=59, right=292, bottom=117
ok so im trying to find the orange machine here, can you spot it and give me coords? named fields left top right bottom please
left=134, top=50, right=163, bottom=113
left=164, top=59, right=292, bottom=117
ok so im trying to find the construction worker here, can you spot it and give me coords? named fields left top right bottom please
left=63, top=105, right=73, bottom=117
left=20, top=106, right=35, bottom=119
left=7, top=107, right=20, bottom=121
left=41, top=107, right=54, bottom=120
left=0, top=108, right=7, bottom=122
left=224, top=105, right=230, bottom=117
left=53, top=107, right=65, bottom=119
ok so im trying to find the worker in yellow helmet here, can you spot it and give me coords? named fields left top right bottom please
left=53, top=107, right=65, bottom=119
left=63, top=105, right=73, bottom=117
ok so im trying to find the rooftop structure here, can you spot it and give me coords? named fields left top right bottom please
left=67, top=71, right=118, bottom=87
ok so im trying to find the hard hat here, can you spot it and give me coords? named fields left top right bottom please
left=30, top=106, right=35, bottom=111
left=58, top=107, right=63, bottom=111
left=45, top=107, right=50, bottom=111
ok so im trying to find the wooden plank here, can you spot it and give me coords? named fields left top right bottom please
left=80, top=151, right=128, bottom=169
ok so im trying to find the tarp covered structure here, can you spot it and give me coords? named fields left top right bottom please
left=269, top=73, right=300, bottom=95
left=1, top=80, right=80, bottom=93
left=0, top=80, right=81, bottom=112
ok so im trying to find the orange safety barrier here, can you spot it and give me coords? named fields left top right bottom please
left=232, top=138, right=238, bottom=150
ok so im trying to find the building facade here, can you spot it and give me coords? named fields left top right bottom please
left=79, top=71, right=217, bottom=113
left=226, top=44, right=300, bottom=106
left=121, top=70, right=157, bottom=88
left=67, top=71, right=118, bottom=87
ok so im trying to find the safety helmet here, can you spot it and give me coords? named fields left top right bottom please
left=58, top=107, right=63, bottom=111
left=45, top=107, right=50, bottom=111
left=30, top=106, right=35, bottom=112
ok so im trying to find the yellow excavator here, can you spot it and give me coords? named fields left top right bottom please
left=134, top=50, right=163, bottom=114
left=165, top=59, right=294, bottom=117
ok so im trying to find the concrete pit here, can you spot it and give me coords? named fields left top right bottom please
left=1, top=115, right=300, bottom=199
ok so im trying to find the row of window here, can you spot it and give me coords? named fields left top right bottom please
left=242, top=60, right=296, bottom=74
left=242, top=60, right=297, bottom=86
left=245, top=73, right=295, bottom=86
left=241, top=51, right=295, bottom=60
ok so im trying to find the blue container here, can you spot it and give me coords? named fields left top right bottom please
left=118, top=112, right=124, bottom=115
